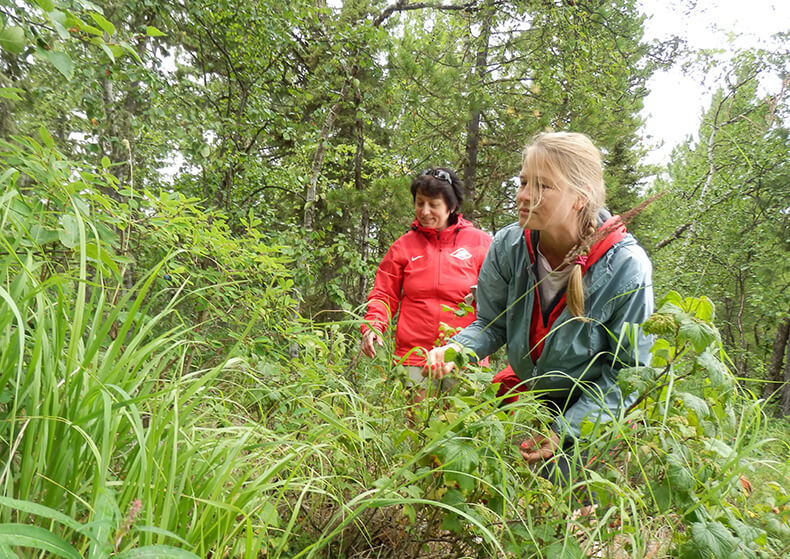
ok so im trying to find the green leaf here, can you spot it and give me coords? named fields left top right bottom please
left=0, top=524, right=81, bottom=559
left=689, top=295, right=715, bottom=321
left=53, top=20, right=72, bottom=39
left=677, top=391, right=710, bottom=421
left=657, top=290, right=683, bottom=308
left=667, top=454, right=695, bottom=493
left=689, top=521, right=737, bottom=558
left=543, top=538, right=585, bottom=559
left=0, top=26, right=25, bottom=55
left=649, top=338, right=673, bottom=367
left=0, top=87, right=23, bottom=101
left=145, top=26, right=166, bottom=37
left=617, top=365, right=661, bottom=396
left=39, top=126, right=55, bottom=147
left=696, top=351, right=732, bottom=393
left=35, top=0, right=56, bottom=10
left=99, top=41, right=115, bottom=62
left=117, top=40, right=142, bottom=63
left=101, top=156, right=111, bottom=169
left=59, top=214, right=80, bottom=248
left=36, top=48, right=74, bottom=80
left=677, top=320, right=717, bottom=353
left=0, top=497, right=87, bottom=536
left=89, top=12, right=116, bottom=36
left=114, top=545, right=201, bottom=558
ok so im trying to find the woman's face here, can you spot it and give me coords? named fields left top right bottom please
left=516, top=160, right=582, bottom=233
left=415, top=191, right=451, bottom=231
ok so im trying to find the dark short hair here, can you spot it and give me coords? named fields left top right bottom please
left=410, top=167, right=465, bottom=222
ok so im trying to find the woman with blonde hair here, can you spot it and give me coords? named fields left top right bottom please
left=424, top=132, right=654, bottom=485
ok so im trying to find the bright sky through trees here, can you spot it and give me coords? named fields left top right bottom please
left=639, top=0, right=790, bottom=164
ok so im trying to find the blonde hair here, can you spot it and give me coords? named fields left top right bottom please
left=521, top=132, right=606, bottom=317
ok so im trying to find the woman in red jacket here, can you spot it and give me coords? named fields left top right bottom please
left=360, top=167, right=492, bottom=399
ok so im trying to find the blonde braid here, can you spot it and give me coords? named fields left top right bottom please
left=566, top=219, right=597, bottom=318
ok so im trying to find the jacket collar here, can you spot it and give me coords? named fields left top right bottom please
left=525, top=209, right=626, bottom=274
left=410, top=214, right=470, bottom=239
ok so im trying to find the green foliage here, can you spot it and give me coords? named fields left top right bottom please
left=617, top=293, right=789, bottom=558
left=645, top=49, right=790, bottom=410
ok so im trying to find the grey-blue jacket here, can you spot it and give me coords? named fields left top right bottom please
left=452, top=222, right=654, bottom=440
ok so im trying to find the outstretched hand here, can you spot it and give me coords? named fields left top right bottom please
left=519, top=431, right=561, bottom=464
left=361, top=330, right=383, bottom=358
left=422, top=345, right=459, bottom=379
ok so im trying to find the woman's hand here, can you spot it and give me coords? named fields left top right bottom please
left=519, top=431, right=561, bottom=464
left=422, top=344, right=460, bottom=379
left=361, top=329, right=383, bottom=358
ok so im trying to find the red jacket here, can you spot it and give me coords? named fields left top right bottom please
left=362, top=216, right=492, bottom=365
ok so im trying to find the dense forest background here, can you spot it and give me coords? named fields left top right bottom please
left=1, top=1, right=788, bottom=558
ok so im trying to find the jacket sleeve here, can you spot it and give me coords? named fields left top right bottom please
left=451, top=231, right=509, bottom=359
left=362, top=241, right=405, bottom=335
left=552, top=249, right=654, bottom=440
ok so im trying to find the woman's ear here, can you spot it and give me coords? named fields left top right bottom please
left=573, top=184, right=592, bottom=211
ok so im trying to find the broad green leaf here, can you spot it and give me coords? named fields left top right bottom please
left=543, top=538, right=585, bottom=559
left=76, top=0, right=103, bottom=12
left=649, top=338, right=673, bottom=367
left=101, top=156, right=111, bottom=169
left=99, top=41, right=115, bottom=62
left=48, top=9, right=67, bottom=25
left=689, top=295, right=715, bottom=321
left=0, top=524, right=81, bottom=559
left=657, top=290, right=683, bottom=308
left=677, top=391, right=710, bottom=421
left=677, top=320, right=717, bottom=353
left=617, top=365, right=661, bottom=395
left=51, top=19, right=71, bottom=40
left=118, top=40, right=142, bottom=63
left=702, top=437, right=734, bottom=459
left=696, top=351, right=732, bottom=393
left=146, top=26, right=166, bottom=37
left=689, top=521, right=737, bottom=558
left=30, top=224, right=60, bottom=245
left=36, top=48, right=74, bottom=80
left=0, top=544, right=17, bottom=559
left=89, top=12, right=116, bottom=36
left=35, top=0, right=56, bottom=11
left=59, top=214, right=80, bottom=248
left=667, top=455, right=695, bottom=493
left=440, top=511, right=463, bottom=532
left=0, top=26, right=24, bottom=55
left=114, top=545, right=201, bottom=558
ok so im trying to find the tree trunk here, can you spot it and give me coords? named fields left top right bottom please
left=303, top=82, right=348, bottom=231
left=763, top=316, right=790, bottom=404
left=353, top=83, right=370, bottom=303
left=461, top=13, right=491, bottom=222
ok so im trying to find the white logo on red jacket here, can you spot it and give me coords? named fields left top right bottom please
left=411, top=255, right=424, bottom=261
left=450, top=248, right=473, bottom=260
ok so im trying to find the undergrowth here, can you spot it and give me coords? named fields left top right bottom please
left=0, top=134, right=788, bottom=558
